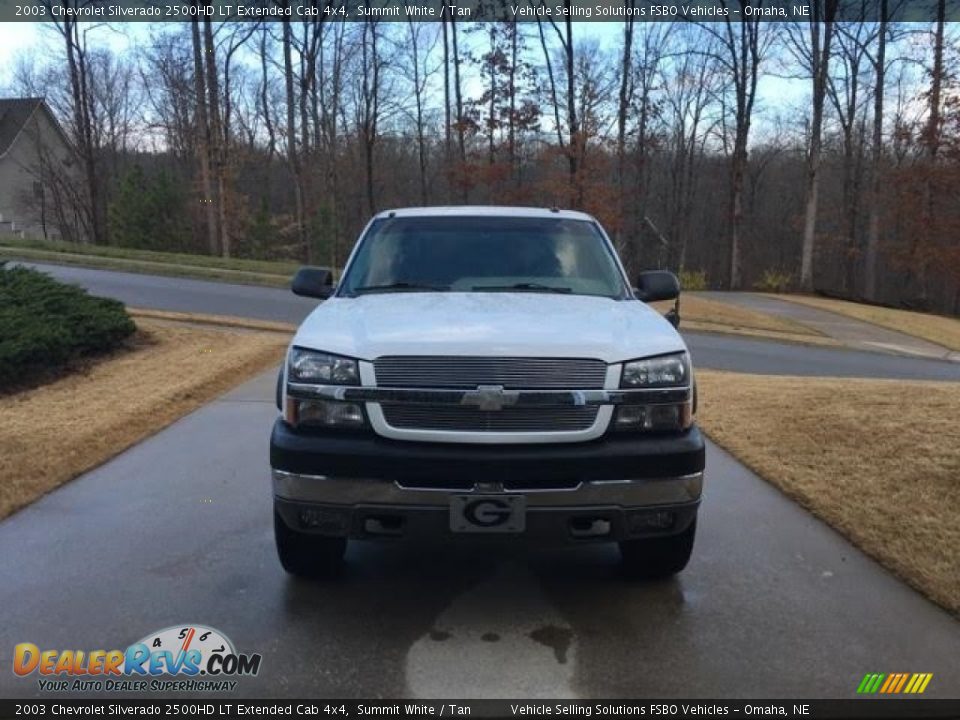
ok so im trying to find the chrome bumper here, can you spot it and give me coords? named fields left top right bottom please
left=272, top=469, right=703, bottom=507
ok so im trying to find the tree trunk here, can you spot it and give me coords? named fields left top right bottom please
left=407, top=17, right=428, bottom=205
left=615, top=11, right=634, bottom=251
left=562, top=15, right=579, bottom=203
left=281, top=12, right=308, bottom=260
left=915, top=0, right=946, bottom=301
left=864, top=0, right=887, bottom=300
left=799, top=2, right=837, bottom=291
left=191, top=18, right=218, bottom=255
left=508, top=20, right=518, bottom=186
left=62, top=17, right=103, bottom=244
left=203, top=18, right=229, bottom=258
left=441, top=6, right=452, bottom=199
left=450, top=16, right=467, bottom=202
left=730, top=139, right=746, bottom=290
left=536, top=19, right=565, bottom=151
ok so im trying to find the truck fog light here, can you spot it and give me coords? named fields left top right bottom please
left=628, top=510, right=675, bottom=533
left=614, top=403, right=692, bottom=431
left=287, top=398, right=365, bottom=428
left=648, top=404, right=680, bottom=428
left=614, top=405, right=646, bottom=428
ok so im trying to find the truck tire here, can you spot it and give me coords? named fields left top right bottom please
left=619, top=518, right=696, bottom=579
left=274, top=511, right=347, bottom=579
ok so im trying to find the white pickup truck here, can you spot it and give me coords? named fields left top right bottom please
left=271, top=207, right=704, bottom=578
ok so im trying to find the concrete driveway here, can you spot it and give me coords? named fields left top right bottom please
left=1, top=263, right=958, bottom=699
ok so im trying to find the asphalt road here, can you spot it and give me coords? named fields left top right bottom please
left=1, top=370, right=958, bottom=699
left=20, top=262, right=960, bottom=381
left=2, top=262, right=958, bottom=700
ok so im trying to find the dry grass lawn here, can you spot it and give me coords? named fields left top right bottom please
left=696, top=370, right=960, bottom=614
left=653, top=295, right=838, bottom=347
left=770, top=294, right=960, bottom=352
left=128, top=307, right=297, bottom=334
left=0, top=319, right=288, bottom=519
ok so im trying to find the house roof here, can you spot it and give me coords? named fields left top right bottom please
left=0, top=97, right=46, bottom=157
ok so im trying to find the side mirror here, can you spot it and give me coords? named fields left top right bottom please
left=292, top=266, right=334, bottom=299
left=634, top=270, right=681, bottom=303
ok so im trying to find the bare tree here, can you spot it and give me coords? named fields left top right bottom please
left=615, top=7, right=635, bottom=247
left=43, top=5, right=106, bottom=244
left=357, top=19, right=385, bottom=216
left=865, top=0, right=890, bottom=300
left=403, top=12, right=437, bottom=204
left=280, top=7, right=307, bottom=258
left=450, top=10, right=467, bottom=200
left=549, top=8, right=580, bottom=203
left=191, top=18, right=218, bottom=255
left=702, top=5, right=773, bottom=288
left=828, top=18, right=877, bottom=293
left=787, top=0, right=839, bottom=291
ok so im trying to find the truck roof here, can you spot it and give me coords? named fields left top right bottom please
left=374, top=206, right=597, bottom=222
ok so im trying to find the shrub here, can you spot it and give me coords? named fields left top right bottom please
left=108, top=165, right=190, bottom=252
left=754, top=269, right=794, bottom=293
left=0, top=264, right=136, bottom=391
left=679, top=269, right=708, bottom=291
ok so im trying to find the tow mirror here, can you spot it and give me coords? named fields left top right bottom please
left=634, top=270, right=681, bottom=303
left=292, top=266, right=334, bottom=299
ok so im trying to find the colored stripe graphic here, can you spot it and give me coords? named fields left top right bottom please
left=857, top=673, right=933, bottom=694
left=857, top=673, right=885, bottom=694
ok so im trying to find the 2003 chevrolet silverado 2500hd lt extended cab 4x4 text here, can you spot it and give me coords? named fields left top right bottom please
left=271, top=207, right=705, bottom=578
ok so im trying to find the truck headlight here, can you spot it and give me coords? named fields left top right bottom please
left=285, top=348, right=364, bottom=428
left=616, top=352, right=692, bottom=431
left=288, top=347, right=359, bottom=385
left=620, top=352, right=689, bottom=388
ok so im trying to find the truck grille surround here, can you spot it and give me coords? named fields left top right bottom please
left=373, top=356, right=607, bottom=434
left=373, top=356, right=607, bottom=389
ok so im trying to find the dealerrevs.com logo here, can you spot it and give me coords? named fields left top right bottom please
left=13, top=624, right=262, bottom=693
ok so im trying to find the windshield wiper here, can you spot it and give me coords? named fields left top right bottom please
left=471, top=282, right=573, bottom=294
left=351, top=282, right=451, bottom=295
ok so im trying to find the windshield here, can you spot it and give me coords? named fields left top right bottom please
left=338, top=216, right=629, bottom=299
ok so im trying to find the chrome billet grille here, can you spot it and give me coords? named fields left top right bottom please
left=373, top=356, right=607, bottom=389
left=381, top=405, right=599, bottom=432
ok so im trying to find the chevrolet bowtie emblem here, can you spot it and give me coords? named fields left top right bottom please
left=461, top=385, right=520, bottom=411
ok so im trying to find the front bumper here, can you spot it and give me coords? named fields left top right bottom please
left=270, top=420, right=705, bottom=543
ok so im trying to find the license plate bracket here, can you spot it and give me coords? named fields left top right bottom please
left=449, top=494, right=526, bottom=533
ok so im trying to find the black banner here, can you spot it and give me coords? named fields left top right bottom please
left=2, top=700, right=960, bottom=719
left=1, top=0, right=959, bottom=24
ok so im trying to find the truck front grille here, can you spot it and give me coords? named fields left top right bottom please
left=373, top=356, right=607, bottom=389
left=381, top=405, right=599, bottom=432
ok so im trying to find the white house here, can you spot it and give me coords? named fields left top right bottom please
left=0, top=97, right=76, bottom=240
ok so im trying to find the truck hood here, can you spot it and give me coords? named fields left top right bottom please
left=292, top=293, right=687, bottom=364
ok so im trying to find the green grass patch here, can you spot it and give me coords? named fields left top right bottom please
left=0, top=263, right=136, bottom=391
left=0, top=238, right=303, bottom=288
left=0, top=237, right=300, bottom=275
